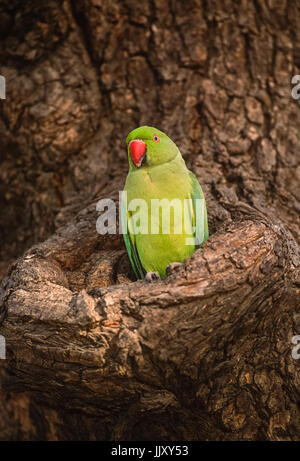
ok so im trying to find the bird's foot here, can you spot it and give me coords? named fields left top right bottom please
left=166, top=262, right=184, bottom=276
left=145, top=272, right=161, bottom=283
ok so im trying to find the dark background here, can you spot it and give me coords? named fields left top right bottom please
left=1, top=0, right=299, bottom=275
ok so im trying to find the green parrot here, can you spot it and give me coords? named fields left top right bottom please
left=121, top=126, right=208, bottom=281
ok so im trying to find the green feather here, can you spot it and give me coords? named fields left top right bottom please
left=121, top=197, right=146, bottom=279
left=188, top=171, right=209, bottom=248
left=122, top=126, right=209, bottom=279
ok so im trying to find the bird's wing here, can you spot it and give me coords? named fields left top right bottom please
left=121, top=196, right=146, bottom=279
left=188, top=171, right=209, bottom=248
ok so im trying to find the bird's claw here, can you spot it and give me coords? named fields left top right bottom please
left=145, top=272, right=161, bottom=283
left=166, top=262, right=184, bottom=276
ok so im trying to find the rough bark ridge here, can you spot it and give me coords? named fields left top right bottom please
left=0, top=0, right=300, bottom=440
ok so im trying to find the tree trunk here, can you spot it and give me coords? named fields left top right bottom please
left=0, top=0, right=300, bottom=441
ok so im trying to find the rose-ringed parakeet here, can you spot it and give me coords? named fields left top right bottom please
left=121, top=126, right=208, bottom=280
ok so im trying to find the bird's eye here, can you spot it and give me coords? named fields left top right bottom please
left=152, top=134, right=160, bottom=143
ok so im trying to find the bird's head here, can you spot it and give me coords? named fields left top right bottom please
left=126, top=126, right=179, bottom=169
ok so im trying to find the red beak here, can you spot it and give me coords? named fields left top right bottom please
left=129, top=140, right=147, bottom=167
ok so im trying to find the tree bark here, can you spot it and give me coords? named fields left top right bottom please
left=0, top=0, right=300, bottom=441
